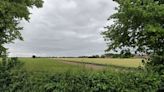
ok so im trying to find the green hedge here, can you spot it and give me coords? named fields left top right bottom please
left=0, top=58, right=163, bottom=92
left=44, top=71, right=161, bottom=92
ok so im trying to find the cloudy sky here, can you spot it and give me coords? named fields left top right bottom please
left=6, top=0, right=117, bottom=57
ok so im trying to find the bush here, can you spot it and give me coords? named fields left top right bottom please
left=88, top=55, right=100, bottom=58
left=0, top=68, right=163, bottom=92
left=32, top=55, right=36, bottom=58
left=0, top=57, right=27, bottom=91
left=43, top=71, right=161, bottom=92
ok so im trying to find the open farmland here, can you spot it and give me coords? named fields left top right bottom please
left=56, top=58, right=143, bottom=68
left=0, top=58, right=145, bottom=73
left=19, top=58, right=89, bottom=74
left=19, top=58, right=141, bottom=73
left=15, top=58, right=144, bottom=75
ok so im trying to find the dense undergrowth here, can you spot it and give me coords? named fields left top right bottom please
left=0, top=58, right=164, bottom=92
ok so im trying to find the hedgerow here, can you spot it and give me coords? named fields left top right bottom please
left=44, top=71, right=162, bottom=92
left=0, top=58, right=163, bottom=92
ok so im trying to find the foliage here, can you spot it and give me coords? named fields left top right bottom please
left=102, top=0, right=164, bottom=65
left=0, top=57, right=26, bottom=91
left=144, top=55, right=164, bottom=74
left=0, top=0, right=43, bottom=61
left=88, top=55, right=100, bottom=58
left=120, top=49, right=134, bottom=58
left=0, top=58, right=163, bottom=92
left=44, top=71, right=162, bottom=92
left=1, top=67, right=161, bottom=92
left=32, top=55, right=36, bottom=58
left=104, top=52, right=134, bottom=58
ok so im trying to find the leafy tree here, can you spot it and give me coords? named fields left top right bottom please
left=32, top=55, right=36, bottom=58
left=102, top=0, right=164, bottom=66
left=0, top=0, right=43, bottom=64
left=120, top=49, right=133, bottom=58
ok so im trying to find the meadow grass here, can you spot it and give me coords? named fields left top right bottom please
left=19, top=58, right=89, bottom=74
left=56, top=58, right=143, bottom=68
left=1, top=58, right=142, bottom=74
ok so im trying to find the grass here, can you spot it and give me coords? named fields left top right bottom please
left=56, top=58, right=143, bottom=68
left=19, top=58, right=88, bottom=74
left=1, top=58, right=142, bottom=74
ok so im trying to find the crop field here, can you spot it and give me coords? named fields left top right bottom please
left=19, top=58, right=144, bottom=74
left=56, top=58, right=143, bottom=68
left=19, top=58, right=89, bottom=74
left=1, top=58, right=143, bottom=73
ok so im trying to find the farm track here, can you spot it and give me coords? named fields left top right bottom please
left=54, top=59, right=107, bottom=70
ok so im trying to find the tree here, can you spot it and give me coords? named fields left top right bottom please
left=120, top=49, right=133, bottom=58
left=0, top=0, right=43, bottom=64
left=102, top=0, right=164, bottom=65
left=32, top=55, right=36, bottom=58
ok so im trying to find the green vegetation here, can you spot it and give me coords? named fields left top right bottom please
left=0, top=58, right=163, bottom=92
left=102, top=0, right=164, bottom=90
left=44, top=71, right=161, bottom=92
left=19, top=58, right=141, bottom=74
left=20, top=58, right=88, bottom=74
left=0, top=0, right=43, bottom=66
left=56, top=58, right=142, bottom=68
left=102, top=0, right=164, bottom=69
left=0, top=0, right=163, bottom=91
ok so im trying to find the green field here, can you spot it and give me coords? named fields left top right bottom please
left=16, top=58, right=143, bottom=75
left=19, top=58, right=89, bottom=74
left=56, top=58, right=143, bottom=68
left=1, top=58, right=143, bottom=73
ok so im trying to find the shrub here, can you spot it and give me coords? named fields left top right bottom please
left=44, top=71, right=161, bottom=92
left=32, top=55, right=36, bottom=58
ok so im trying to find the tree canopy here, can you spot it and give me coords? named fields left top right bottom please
left=102, top=0, right=164, bottom=56
left=0, top=0, right=43, bottom=56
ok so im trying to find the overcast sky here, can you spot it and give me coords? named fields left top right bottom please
left=6, top=0, right=117, bottom=57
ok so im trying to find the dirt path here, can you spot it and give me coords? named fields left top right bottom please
left=55, top=59, right=107, bottom=70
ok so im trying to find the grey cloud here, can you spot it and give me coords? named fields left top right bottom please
left=6, top=0, right=117, bottom=57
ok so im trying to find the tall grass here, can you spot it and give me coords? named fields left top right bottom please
left=19, top=58, right=92, bottom=74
